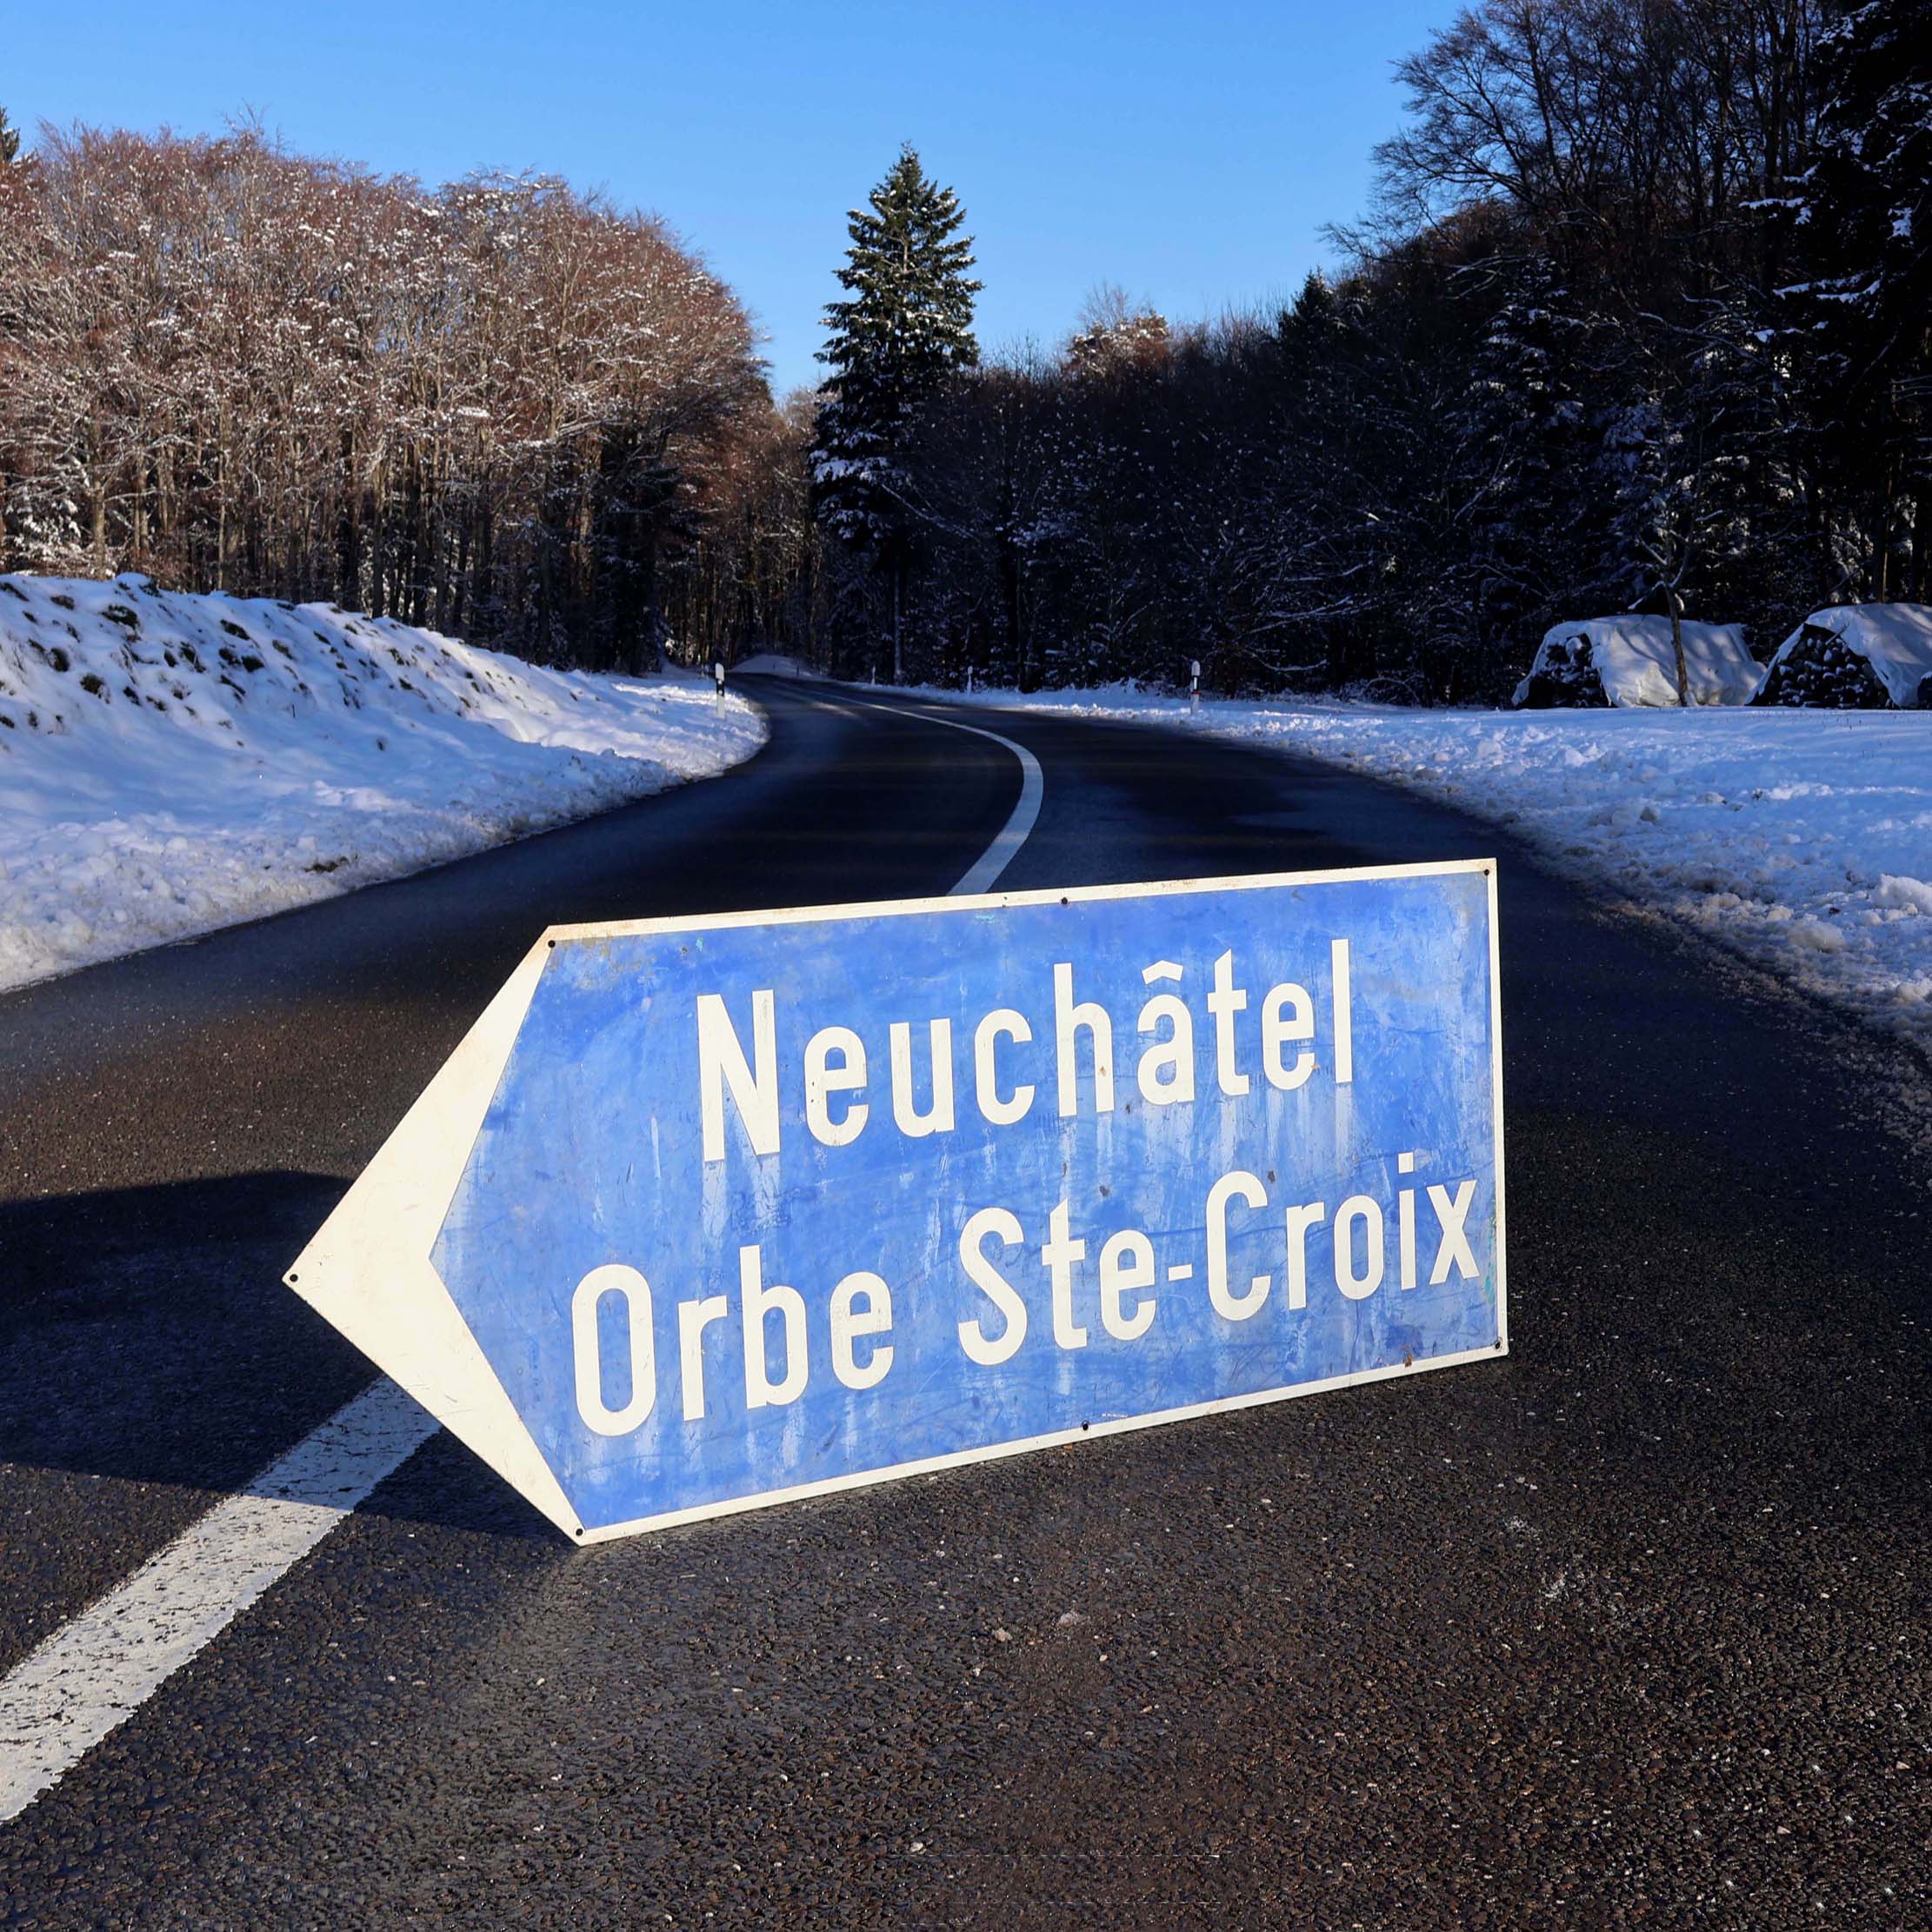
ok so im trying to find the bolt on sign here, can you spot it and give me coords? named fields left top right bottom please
left=289, top=863, right=1506, bottom=1542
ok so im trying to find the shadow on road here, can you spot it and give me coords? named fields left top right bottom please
left=0, top=1171, right=551, bottom=1542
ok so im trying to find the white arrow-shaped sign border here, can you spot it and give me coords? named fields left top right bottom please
left=288, top=861, right=1505, bottom=1545
left=285, top=938, right=584, bottom=1539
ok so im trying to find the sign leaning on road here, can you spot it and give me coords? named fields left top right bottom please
left=289, top=862, right=1506, bottom=1542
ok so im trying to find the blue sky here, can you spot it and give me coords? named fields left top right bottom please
left=8, top=0, right=1450, bottom=396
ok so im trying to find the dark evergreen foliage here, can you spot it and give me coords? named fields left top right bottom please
left=804, top=0, right=1928, bottom=698
left=810, top=146, right=981, bottom=679
left=1784, top=0, right=1932, bottom=601
left=1459, top=256, right=1611, bottom=670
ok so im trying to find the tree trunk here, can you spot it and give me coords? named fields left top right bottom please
left=472, top=499, right=492, bottom=636
left=337, top=430, right=361, bottom=606
left=891, top=550, right=904, bottom=683
left=1875, top=450, right=1899, bottom=601
left=83, top=414, right=109, bottom=576
left=217, top=396, right=231, bottom=588
left=1667, top=578, right=1689, bottom=707
left=369, top=476, right=387, bottom=618
left=1000, top=532, right=1021, bottom=687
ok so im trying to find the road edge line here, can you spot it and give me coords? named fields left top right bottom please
left=849, top=696, right=1044, bottom=896
left=0, top=1379, right=437, bottom=1822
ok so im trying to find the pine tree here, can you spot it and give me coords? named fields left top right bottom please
left=1601, top=376, right=1695, bottom=699
left=1460, top=256, right=1609, bottom=673
left=0, top=106, right=21, bottom=167
left=1672, top=292, right=1811, bottom=636
left=1602, top=298, right=1805, bottom=699
left=1789, top=0, right=1932, bottom=597
left=811, top=144, right=981, bottom=680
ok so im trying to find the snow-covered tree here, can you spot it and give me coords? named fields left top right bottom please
left=1601, top=295, right=1809, bottom=698
left=1788, top=0, right=1932, bottom=598
left=0, top=126, right=767, bottom=666
left=811, top=144, right=981, bottom=680
left=1065, top=285, right=1170, bottom=382
left=1459, top=255, right=1611, bottom=668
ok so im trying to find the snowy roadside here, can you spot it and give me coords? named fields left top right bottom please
left=934, top=683, right=1932, bottom=1061
left=0, top=575, right=766, bottom=992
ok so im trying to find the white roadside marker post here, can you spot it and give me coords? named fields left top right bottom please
left=1190, top=660, right=1201, bottom=713
left=713, top=661, right=726, bottom=709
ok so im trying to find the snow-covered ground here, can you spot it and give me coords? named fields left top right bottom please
left=941, top=683, right=1932, bottom=1059
left=0, top=574, right=764, bottom=991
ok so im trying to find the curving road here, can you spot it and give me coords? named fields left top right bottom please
left=0, top=679, right=1925, bottom=1927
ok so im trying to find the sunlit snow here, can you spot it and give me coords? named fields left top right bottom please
left=949, top=683, right=1932, bottom=1056
left=0, top=574, right=764, bottom=991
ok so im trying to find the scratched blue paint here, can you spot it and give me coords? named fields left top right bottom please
left=432, top=870, right=1502, bottom=1533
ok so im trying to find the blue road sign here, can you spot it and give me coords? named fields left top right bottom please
left=290, top=863, right=1505, bottom=1541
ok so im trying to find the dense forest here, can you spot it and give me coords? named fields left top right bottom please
left=804, top=0, right=1929, bottom=697
left=1, top=0, right=1926, bottom=697
left=0, top=120, right=798, bottom=671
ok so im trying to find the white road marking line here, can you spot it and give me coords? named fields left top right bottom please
left=0, top=1378, right=436, bottom=1822
left=856, top=699, right=1044, bottom=896
left=0, top=689, right=1044, bottom=1822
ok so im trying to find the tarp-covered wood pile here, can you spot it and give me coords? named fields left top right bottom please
left=1512, top=618, right=1762, bottom=710
left=1753, top=604, right=1932, bottom=710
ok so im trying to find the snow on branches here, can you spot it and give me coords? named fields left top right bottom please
left=0, top=126, right=768, bottom=670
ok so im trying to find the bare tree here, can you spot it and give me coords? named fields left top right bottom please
left=0, top=124, right=770, bottom=667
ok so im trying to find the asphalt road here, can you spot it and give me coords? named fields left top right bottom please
left=0, top=679, right=1925, bottom=1928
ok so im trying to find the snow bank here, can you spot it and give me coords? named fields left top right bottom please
left=938, top=683, right=1932, bottom=1059
left=0, top=574, right=765, bottom=991
left=1762, top=603, right=1932, bottom=709
left=1515, top=616, right=1762, bottom=709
